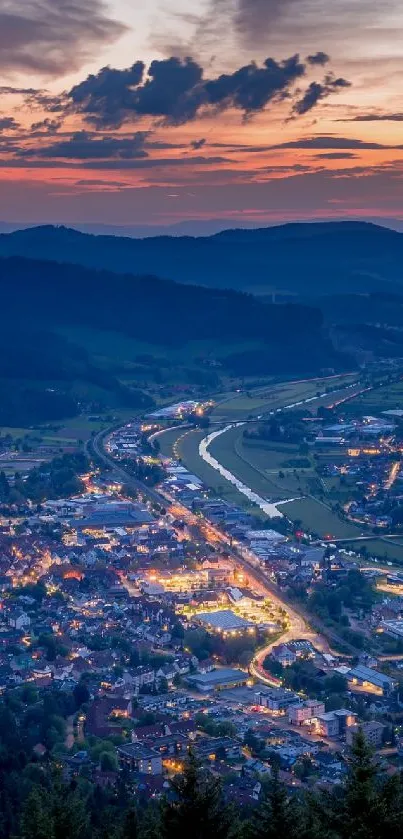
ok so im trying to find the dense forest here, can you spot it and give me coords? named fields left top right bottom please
left=0, top=256, right=351, bottom=379
left=0, top=329, right=153, bottom=425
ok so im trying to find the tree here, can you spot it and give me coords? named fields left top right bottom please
left=20, top=787, right=54, bottom=839
left=52, top=784, right=90, bottom=839
left=248, top=767, right=304, bottom=839
left=73, top=681, right=90, bottom=709
left=119, top=807, right=139, bottom=839
left=338, top=729, right=402, bottom=839
left=158, top=752, right=233, bottom=839
left=100, top=751, right=118, bottom=772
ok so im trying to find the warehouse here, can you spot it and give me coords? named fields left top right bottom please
left=187, top=667, right=249, bottom=693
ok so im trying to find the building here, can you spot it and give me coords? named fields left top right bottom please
left=194, top=737, right=241, bottom=761
left=347, top=664, right=396, bottom=696
left=117, top=743, right=162, bottom=775
left=74, top=502, right=153, bottom=531
left=288, top=700, right=325, bottom=726
left=271, top=645, right=297, bottom=667
left=186, top=667, right=248, bottom=693
left=316, top=712, right=341, bottom=738
left=346, top=721, right=385, bottom=749
left=316, top=709, right=357, bottom=738
left=194, top=609, right=255, bottom=635
left=7, top=610, right=30, bottom=630
left=254, top=687, right=300, bottom=714
left=380, top=619, right=403, bottom=639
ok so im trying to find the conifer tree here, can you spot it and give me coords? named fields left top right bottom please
left=339, top=729, right=401, bottom=839
left=159, top=752, right=234, bottom=839
left=20, top=787, right=54, bottom=839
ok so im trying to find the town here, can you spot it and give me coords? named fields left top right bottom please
left=0, top=400, right=403, bottom=810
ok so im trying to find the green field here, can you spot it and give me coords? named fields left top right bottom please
left=209, top=427, right=293, bottom=500
left=156, top=427, right=186, bottom=458
left=207, top=425, right=363, bottom=537
left=156, top=375, right=364, bottom=533
left=168, top=428, right=267, bottom=517
left=211, top=373, right=358, bottom=422
left=278, top=497, right=362, bottom=539
left=342, top=379, right=403, bottom=417
left=341, top=538, right=403, bottom=566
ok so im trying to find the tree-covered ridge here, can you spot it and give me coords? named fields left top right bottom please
left=0, top=255, right=351, bottom=376
left=1, top=221, right=403, bottom=295
left=0, top=327, right=153, bottom=426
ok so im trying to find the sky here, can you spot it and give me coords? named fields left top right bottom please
left=1, top=0, right=403, bottom=231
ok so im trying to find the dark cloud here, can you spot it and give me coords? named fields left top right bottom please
left=80, top=155, right=231, bottom=170
left=0, top=117, right=19, bottom=131
left=293, top=75, right=351, bottom=116
left=0, top=151, right=230, bottom=170
left=340, top=112, right=403, bottom=122
left=20, top=130, right=150, bottom=160
left=190, top=138, right=206, bottom=149
left=69, top=57, right=205, bottom=127
left=0, top=85, right=39, bottom=95
left=67, top=54, right=311, bottom=127
left=69, top=63, right=145, bottom=128
left=316, top=152, right=358, bottom=159
left=30, top=118, right=63, bottom=134
left=75, top=179, right=129, bottom=187
left=273, top=135, right=389, bottom=149
left=205, top=55, right=305, bottom=113
left=306, top=52, right=330, bottom=66
left=0, top=0, right=127, bottom=76
left=26, top=91, right=67, bottom=113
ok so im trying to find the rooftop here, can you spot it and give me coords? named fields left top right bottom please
left=195, top=609, right=254, bottom=631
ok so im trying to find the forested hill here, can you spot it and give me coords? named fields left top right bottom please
left=0, top=220, right=402, bottom=295
left=0, top=255, right=350, bottom=377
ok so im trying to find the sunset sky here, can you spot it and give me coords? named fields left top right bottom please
left=1, top=0, right=403, bottom=230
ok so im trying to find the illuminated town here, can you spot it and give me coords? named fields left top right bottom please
left=0, top=401, right=402, bottom=804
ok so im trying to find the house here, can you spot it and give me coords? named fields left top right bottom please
left=194, top=737, right=241, bottom=762
left=271, top=645, right=297, bottom=667
left=131, top=666, right=155, bottom=691
left=85, top=696, right=132, bottom=738
left=144, top=624, right=172, bottom=647
left=157, top=663, right=177, bottom=685
left=117, top=743, right=162, bottom=775
left=148, top=733, right=190, bottom=758
left=7, top=610, right=30, bottom=631
left=197, top=658, right=215, bottom=674
left=316, top=712, right=341, bottom=738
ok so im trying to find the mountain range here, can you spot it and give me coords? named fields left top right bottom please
left=0, top=220, right=403, bottom=296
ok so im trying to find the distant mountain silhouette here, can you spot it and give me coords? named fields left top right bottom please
left=0, top=221, right=402, bottom=295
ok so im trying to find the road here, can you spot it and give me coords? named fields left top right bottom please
left=88, top=375, right=370, bottom=684
left=89, top=426, right=167, bottom=507
left=89, top=427, right=333, bottom=685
